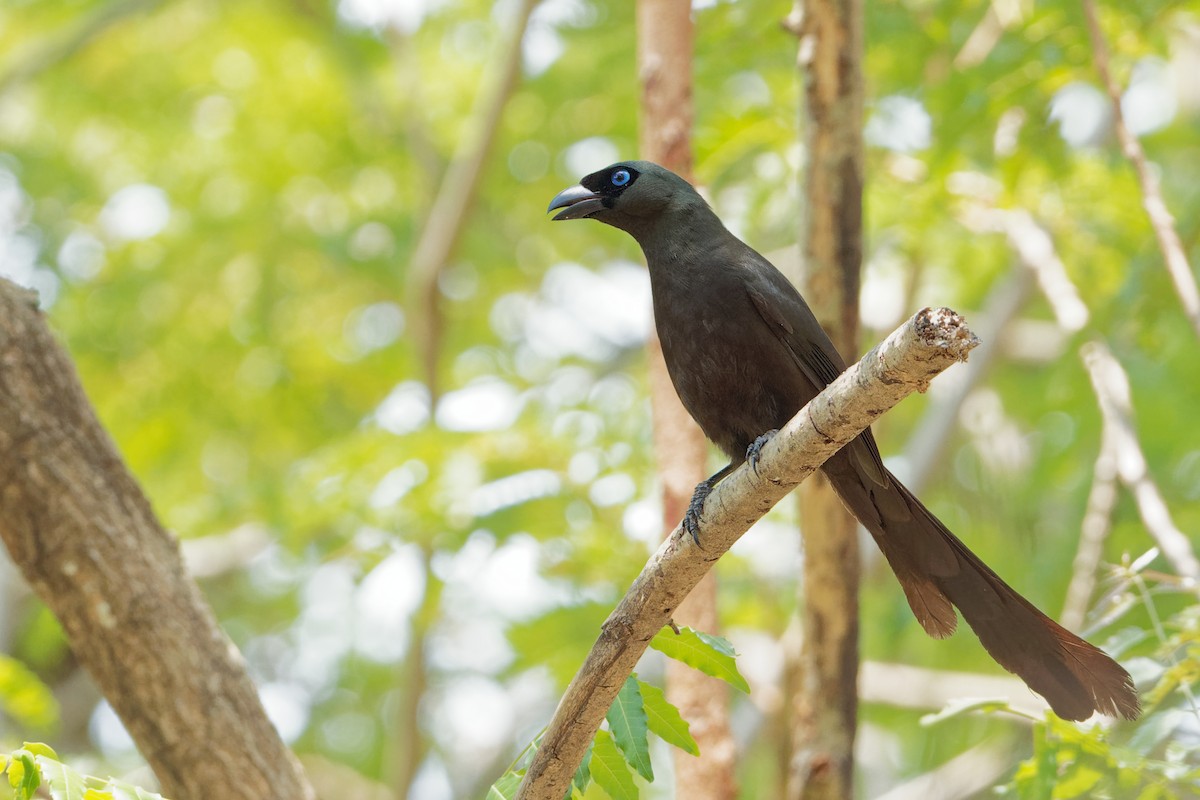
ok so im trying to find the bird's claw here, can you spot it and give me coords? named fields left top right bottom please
left=683, top=480, right=713, bottom=546
left=746, top=429, right=778, bottom=475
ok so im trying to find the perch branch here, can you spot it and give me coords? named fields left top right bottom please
left=515, top=308, right=979, bottom=800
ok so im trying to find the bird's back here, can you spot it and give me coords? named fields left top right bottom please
left=647, top=232, right=836, bottom=462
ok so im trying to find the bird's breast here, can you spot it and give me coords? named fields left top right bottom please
left=649, top=265, right=810, bottom=460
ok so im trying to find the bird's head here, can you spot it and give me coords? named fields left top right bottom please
left=547, top=161, right=702, bottom=236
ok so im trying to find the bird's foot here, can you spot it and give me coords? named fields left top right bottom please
left=683, top=480, right=713, bottom=547
left=746, top=429, right=778, bottom=475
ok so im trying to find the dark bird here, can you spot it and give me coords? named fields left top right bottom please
left=548, top=160, right=1139, bottom=722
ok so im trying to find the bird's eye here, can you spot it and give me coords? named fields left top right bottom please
left=611, top=169, right=631, bottom=187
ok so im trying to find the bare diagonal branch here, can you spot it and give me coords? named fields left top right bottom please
left=1081, top=340, right=1200, bottom=582
left=1061, top=429, right=1120, bottom=630
left=1081, top=0, right=1200, bottom=339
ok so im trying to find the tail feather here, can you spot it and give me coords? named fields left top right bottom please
left=824, top=452, right=1140, bottom=721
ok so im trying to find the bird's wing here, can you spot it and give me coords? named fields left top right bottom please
left=743, top=263, right=890, bottom=488
left=744, top=279, right=843, bottom=388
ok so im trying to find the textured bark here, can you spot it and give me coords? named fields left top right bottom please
left=516, top=308, right=980, bottom=800
left=0, top=280, right=316, bottom=800
left=786, top=0, right=864, bottom=796
left=637, top=2, right=737, bottom=798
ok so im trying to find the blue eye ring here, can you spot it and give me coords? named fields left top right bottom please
left=611, top=169, right=631, bottom=187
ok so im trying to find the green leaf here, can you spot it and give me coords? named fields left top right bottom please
left=606, top=676, right=652, bottom=781
left=637, top=680, right=699, bottom=756
left=20, top=743, right=58, bottom=761
left=35, top=755, right=87, bottom=800
left=0, top=661, right=60, bottom=731
left=10, top=751, right=40, bottom=799
left=485, top=770, right=523, bottom=800
left=590, top=730, right=638, bottom=800
left=694, top=631, right=737, bottom=659
left=649, top=627, right=750, bottom=693
left=1053, top=761, right=1104, bottom=797
left=7, top=754, right=23, bottom=790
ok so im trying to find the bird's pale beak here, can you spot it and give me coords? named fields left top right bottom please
left=547, top=184, right=604, bottom=220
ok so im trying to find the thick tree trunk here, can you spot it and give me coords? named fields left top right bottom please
left=785, top=0, right=865, bottom=796
left=0, top=280, right=316, bottom=800
left=637, top=2, right=738, bottom=798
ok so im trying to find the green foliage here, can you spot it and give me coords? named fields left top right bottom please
left=2, top=0, right=1199, bottom=795
left=1005, top=713, right=1200, bottom=799
left=638, top=679, right=698, bottom=757
left=484, top=769, right=521, bottom=800
left=649, top=626, right=751, bottom=694
left=589, top=730, right=637, bottom=800
left=988, top=587, right=1200, bottom=798
left=605, top=677, right=652, bottom=782
left=0, top=743, right=166, bottom=800
left=491, top=627, right=736, bottom=797
left=0, top=656, right=58, bottom=733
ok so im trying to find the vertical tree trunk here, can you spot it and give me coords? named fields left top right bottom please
left=389, top=545, right=436, bottom=800
left=399, top=9, right=538, bottom=794
left=637, top=2, right=737, bottom=798
left=784, top=0, right=865, bottom=796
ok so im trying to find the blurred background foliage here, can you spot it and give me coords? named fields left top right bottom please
left=0, top=0, right=1197, bottom=797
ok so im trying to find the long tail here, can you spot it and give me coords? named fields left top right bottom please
left=822, top=450, right=1140, bottom=721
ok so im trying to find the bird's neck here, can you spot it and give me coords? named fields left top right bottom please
left=626, top=201, right=731, bottom=264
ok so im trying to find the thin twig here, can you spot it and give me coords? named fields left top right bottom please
left=997, top=210, right=1089, bottom=332
left=1081, top=341, right=1200, bottom=582
left=515, top=309, right=979, bottom=800
left=1080, top=0, right=1200, bottom=339
left=1061, top=430, right=1120, bottom=630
